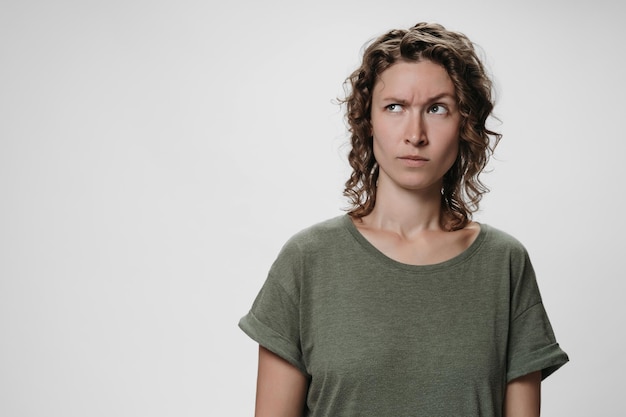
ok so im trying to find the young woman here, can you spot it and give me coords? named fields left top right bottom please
left=239, top=22, right=568, bottom=417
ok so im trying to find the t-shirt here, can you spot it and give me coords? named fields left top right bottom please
left=239, top=215, right=568, bottom=416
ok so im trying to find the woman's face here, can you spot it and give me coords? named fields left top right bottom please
left=370, top=60, right=461, bottom=195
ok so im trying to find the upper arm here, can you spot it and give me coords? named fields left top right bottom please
left=255, top=345, right=308, bottom=417
left=504, top=370, right=541, bottom=417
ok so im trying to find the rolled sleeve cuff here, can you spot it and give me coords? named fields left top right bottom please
left=239, top=311, right=307, bottom=375
left=507, top=342, right=569, bottom=382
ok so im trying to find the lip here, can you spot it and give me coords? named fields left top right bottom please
left=398, top=155, right=429, bottom=167
left=399, top=155, right=429, bottom=161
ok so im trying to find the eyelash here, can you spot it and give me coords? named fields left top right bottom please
left=384, top=104, right=449, bottom=114
left=385, top=104, right=403, bottom=113
left=428, top=104, right=448, bottom=114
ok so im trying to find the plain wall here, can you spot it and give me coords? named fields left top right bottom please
left=1, top=0, right=624, bottom=415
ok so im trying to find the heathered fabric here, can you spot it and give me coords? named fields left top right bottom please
left=239, top=215, right=568, bottom=416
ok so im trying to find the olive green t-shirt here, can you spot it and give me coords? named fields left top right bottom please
left=239, top=215, right=568, bottom=416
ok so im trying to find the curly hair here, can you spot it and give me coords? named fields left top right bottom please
left=342, top=22, right=501, bottom=231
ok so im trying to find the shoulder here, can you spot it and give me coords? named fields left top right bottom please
left=282, top=215, right=350, bottom=253
left=269, top=215, right=350, bottom=268
left=267, top=215, right=352, bottom=285
left=481, top=224, right=529, bottom=255
left=479, top=224, right=535, bottom=278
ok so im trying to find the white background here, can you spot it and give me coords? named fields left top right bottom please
left=1, top=0, right=624, bottom=415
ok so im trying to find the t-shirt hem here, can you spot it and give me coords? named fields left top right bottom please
left=238, top=311, right=308, bottom=376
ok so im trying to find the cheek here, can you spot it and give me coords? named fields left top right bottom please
left=442, top=139, right=460, bottom=170
left=445, top=125, right=461, bottom=158
left=371, top=122, right=390, bottom=148
left=371, top=135, right=384, bottom=162
left=450, top=140, right=460, bottom=158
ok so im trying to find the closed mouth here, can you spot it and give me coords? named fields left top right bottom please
left=399, top=155, right=429, bottom=161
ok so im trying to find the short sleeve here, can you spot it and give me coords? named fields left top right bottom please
left=238, top=239, right=308, bottom=375
left=506, top=249, right=569, bottom=382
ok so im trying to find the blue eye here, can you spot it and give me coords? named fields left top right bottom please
left=428, top=104, right=448, bottom=114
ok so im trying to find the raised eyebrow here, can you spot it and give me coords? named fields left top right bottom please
left=380, top=93, right=457, bottom=105
left=428, top=93, right=457, bottom=103
left=380, top=97, right=410, bottom=105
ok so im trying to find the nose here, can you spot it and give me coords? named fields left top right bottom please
left=405, top=113, right=427, bottom=146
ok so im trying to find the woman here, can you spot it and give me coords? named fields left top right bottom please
left=239, top=22, right=568, bottom=417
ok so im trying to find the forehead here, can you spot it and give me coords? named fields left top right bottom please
left=373, top=60, right=456, bottom=99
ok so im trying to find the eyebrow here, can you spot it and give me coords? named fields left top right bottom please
left=380, top=93, right=457, bottom=103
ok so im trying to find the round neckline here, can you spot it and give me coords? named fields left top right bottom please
left=341, top=214, right=489, bottom=273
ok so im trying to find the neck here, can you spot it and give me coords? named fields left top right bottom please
left=363, top=178, right=446, bottom=237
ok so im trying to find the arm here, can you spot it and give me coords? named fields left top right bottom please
left=503, top=370, right=541, bottom=417
left=255, top=345, right=308, bottom=417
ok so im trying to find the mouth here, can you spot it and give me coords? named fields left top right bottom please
left=398, top=155, right=429, bottom=167
left=399, top=155, right=429, bottom=161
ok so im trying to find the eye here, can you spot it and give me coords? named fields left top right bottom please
left=385, top=104, right=403, bottom=113
left=428, top=104, right=448, bottom=115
